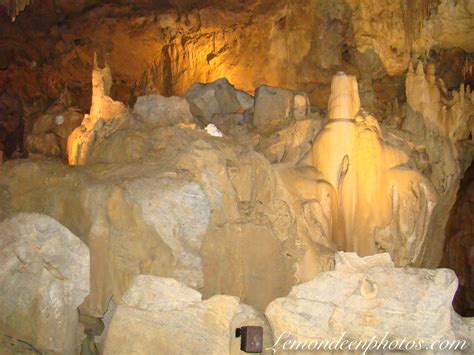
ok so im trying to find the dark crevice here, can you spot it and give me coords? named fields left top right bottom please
left=442, top=161, right=474, bottom=317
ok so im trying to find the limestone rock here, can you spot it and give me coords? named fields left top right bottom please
left=236, top=90, right=254, bottom=111
left=405, top=62, right=474, bottom=141
left=265, top=252, right=473, bottom=351
left=26, top=106, right=83, bottom=159
left=312, top=72, right=437, bottom=265
left=185, top=78, right=243, bottom=124
left=103, top=275, right=272, bottom=355
left=2, top=0, right=474, bottom=155
left=384, top=64, right=474, bottom=268
left=1, top=116, right=336, bottom=316
left=253, top=85, right=310, bottom=132
left=124, top=177, right=211, bottom=289
left=256, top=118, right=322, bottom=164
left=0, top=213, right=90, bottom=354
left=68, top=54, right=131, bottom=165
left=133, top=94, right=194, bottom=128
left=334, top=251, right=394, bottom=272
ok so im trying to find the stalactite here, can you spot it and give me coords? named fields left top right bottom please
left=401, top=0, right=440, bottom=46
left=1, top=0, right=31, bottom=22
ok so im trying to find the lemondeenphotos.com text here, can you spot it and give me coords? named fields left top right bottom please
left=267, top=331, right=470, bottom=354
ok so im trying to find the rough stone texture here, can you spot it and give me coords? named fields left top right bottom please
left=185, top=77, right=244, bottom=125
left=405, top=61, right=474, bottom=141
left=0, top=213, right=90, bottom=354
left=256, top=117, right=322, bottom=165
left=0, top=0, right=31, bottom=21
left=26, top=106, right=83, bottom=159
left=4, top=64, right=472, bottom=320
left=103, top=275, right=272, bottom=355
left=253, top=85, right=310, bottom=132
left=126, top=177, right=211, bottom=288
left=133, top=94, right=194, bottom=127
left=383, top=61, right=474, bottom=269
left=2, top=0, right=472, bottom=155
left=0, top=116, right=336, bottom=315
left=265, top=252, right=474, bottom=352
left=67, top=54, right=131, bottom=165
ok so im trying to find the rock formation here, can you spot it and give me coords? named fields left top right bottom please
left=185, top=78, right=251, bottom=129
left=393, top=61, right=474, bottom=272
left=265, top=252, right=474, bottom=352
left=103, top=275, right=272, bottom=355
left=0, top=16, right=473, bottom=348
left=67, top=53, right=131, bottom=165
left=406, top=61, right=474, bottom=141
left=1, top=0, right=472, bottom=157
left=26, top=106, right=83, bottom=159
left=0, top=64, right=337, bottom=319
left=253, top=86, right=310, bottom=132
left=0, top=0, right=30, bottom=22
left=312, top=72, right=437, bottom=265
left=133, top=94, right=194, bottom=128
left=0, top=213, right=90, bottom=354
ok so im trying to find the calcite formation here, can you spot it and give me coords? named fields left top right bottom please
left=0, top=213, right=90, bottom=354
left=2, top=0, right=472, bottom=158
left=312, top=72, right=437, bottom=265
left=68, top=53, right=131, bottom=165
left=265, top=252, right=474, bottom=351
left=0, top=40, right=473, bottom=353
left=0, top=0, right=30, bottom=22
left=103, top=275, right=272, bottom=355
left=393, top=61, right=474, bottom=270
left=26, top=106, right=83, bottom=159
left=406, top=61, right=474, bottom=141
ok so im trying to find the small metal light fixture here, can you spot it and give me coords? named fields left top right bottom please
left=235, top=326, right=263, bottom=353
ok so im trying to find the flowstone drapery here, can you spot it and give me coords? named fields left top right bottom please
left=312, top=72, right=437, bottom=265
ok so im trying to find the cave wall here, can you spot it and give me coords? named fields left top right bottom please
left=1, top=0, right=473, bottom=158
left=442, top=161, right=474, bottom=317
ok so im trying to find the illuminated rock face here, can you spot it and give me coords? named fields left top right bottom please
left=0, top=213, right=90, bottom=354
left=103, top=276, right=272, bottom=355
left=67, top=53, right=130, bottom=165
left=265, top=252, right=473, bottom=349
left=405, top=61, right=474, bottom=141
left=312, top=73, right=437, bottom=265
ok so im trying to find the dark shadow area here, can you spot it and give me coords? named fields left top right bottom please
left=442, top=161, right=474, bottom=317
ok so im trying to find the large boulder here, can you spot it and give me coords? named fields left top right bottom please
left=265, top=252, right=473, bottom=352
left=253, top=85, right=310, bottom=132
left=0, top=213, right=90, bottom=354
left=185, top=78, right=248, bottom=125
left=133, top=94, right=194, bottom=127
left=103, top=275, right=272, bottom=355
